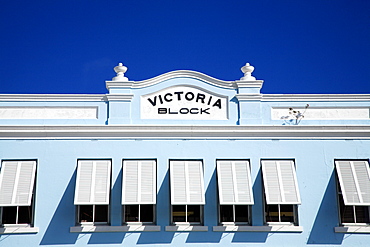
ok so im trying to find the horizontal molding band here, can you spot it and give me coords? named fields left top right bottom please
left=261, top=94, right=370, bottom=102
left=0, top=125, right=369, bottom=140
left=0, top=94, right=107, bottom=102
left=1, top=94, right=369, bottom=102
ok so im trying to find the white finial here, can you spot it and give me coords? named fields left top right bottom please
left=112, top=63, right=129, bottom=81
left=240, top=62, right=256, bottom=81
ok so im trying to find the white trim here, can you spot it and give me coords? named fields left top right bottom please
left=262, top=94, right=370, bottom=102
left=0, top=227, right=39, bottom=234
left=165, top=225, right=208, bottom=231
left=213, top=225, right=303, bottom=232
left=105, top=94, right=134, bottom=101
left=335, top=226, right=370, bottom=233
left=0, top=94, right=106, bottom=102
left=107, top=70, right=238, bottom=89
left=1, top=93, right=369, bottom=102
left=70, top=225, right=160, bottom=232
left=236, top=94, right=262, bottom=101
left=0, top=125, right=369, bottom=140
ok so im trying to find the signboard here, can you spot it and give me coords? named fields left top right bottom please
left=141, top=85, right=228, bottom=120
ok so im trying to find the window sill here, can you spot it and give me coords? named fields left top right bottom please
left=70, top=225, right=160, bottom=233
left=0, top=226, right=39, bottom=234
left=213, top=225, right=303, bottom=232
left=165, top=225, right=208, bottom=232
left=335, top=225, right=370, bottom=233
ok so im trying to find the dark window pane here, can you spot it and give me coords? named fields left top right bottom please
left=140, top=204, right=154, bottom=223
left=235, top=205, right=249, bottom=222
left=172, top=205, right=186, bottom=222
left=342, top=206, right=355, bottom=223
left=18, top=206, right=32, bottom=224
left=2, top=206, right=17, bottom=224
left=124, top=205, right=139, bottom=222
left=280, top=204, right=294, bottom=222
left=94, top=205, right=108, bottom=222
left=220, top=205, right=233, bottom=222
left=79, top=205, right=93, bottom=223
left=266, top=204, right=279, bottom=222
left=339, top=194, right=355, bottom=223
left=187, top=205, right=200, bottom=223
left=355, top=206, right=370, bottom=223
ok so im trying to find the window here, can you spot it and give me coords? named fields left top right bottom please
left=335, top=160, right=370, bottom=225
left=0, top=160, right=36, bottom=226
left=216, top=160, right=253, bottom=224
left=122, top=160, right=156, bottom=224
left=261, top=160, right=300, bottom=225
left=74, top=160, right=111, bottom=225
left=169, top=160, right=205, bottom=225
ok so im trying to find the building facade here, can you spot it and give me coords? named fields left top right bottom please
left=0, top=63, right=369, bottom=247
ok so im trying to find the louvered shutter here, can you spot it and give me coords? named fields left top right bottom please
left=74, top=160, right=111, bottom=205
left=262, top=160, right=301, bottom=204
left=335, top=160, right=370, bottom=205
left=170, top=160, right=205, bottom=205
left=0, top=161, right=36, bottom=206
left=217, top=160, right=254, bottom=205
left=122, top=160, right=156, bottom=204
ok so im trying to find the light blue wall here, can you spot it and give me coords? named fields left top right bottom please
left=0, top=74, right=369, bottom=246
left=0, top=138, right=369, bottom=246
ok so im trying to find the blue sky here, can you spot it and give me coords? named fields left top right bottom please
left=0, top=0, right=369, bottom=94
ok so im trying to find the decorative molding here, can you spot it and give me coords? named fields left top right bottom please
left=165, top=225, right=208, bottom=231
left=213, top=225, right=303, bottom=232
left=0, top=227, right=39, bottom=234
left=70, top=225, right=160, bottom=233
left=105, top=94, right=134, bottom=101
left=1, top=93, right=369, bottom=103
left=335, top=226, right=370, bottom=233
left=272, top=107, right=370, bottom=120
left=236, top=94, right=263, bottom=101
left=0, top=107, right=98, bottom=119
left=0, top=94, right=106, bottom=102
left=105, top=81, right=134, bottom=89
left=262, top=94, right=370, bottom=102
left=235, top=81, right=264, bottom=89
left=107, top=70, right=238, bottom=89
left=0, top=125, right=369, bottom=140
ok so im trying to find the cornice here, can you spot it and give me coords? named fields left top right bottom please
left=0, top=94, right=107, bottom=102
left=105, top=94, right=134, bottom=101
left=107, top=70, right=238, bottom=89
left=0, top=125, right=369, bottom=140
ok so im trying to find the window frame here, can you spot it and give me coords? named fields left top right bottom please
left=335, top=160, right=370, bottom=226
left=171, top=204, right=203, bottom=225
left=216, top=159, right=253, bottom=225
left=0, top=160, right=37, bottom=227
left=169, top=160, right=205, bottom=225
left=122, top=159, right=157, bottom=225
left=74, top=159, right=112, bottom=226
left=261, top=159, right=300, bottom=226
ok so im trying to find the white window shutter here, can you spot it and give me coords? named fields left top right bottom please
left=170, top=160, right=205, bottom=205
left=0, top=161, right=36, bottom=206
left=74, top=160, right=111, bottom=205
left=335, top=160, right=370, bottom=205
left=217, top=160, right=254, bottom=205
left=170, top=160, right=187, bottom=204
left=122, top=160, right=156, bottom=204
left=262, top=160, right=301, bottom=204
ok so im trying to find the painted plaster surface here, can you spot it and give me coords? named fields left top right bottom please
left=0, top=107, right=98, bottom=119
left=0, top=66, right=369, bottom=247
